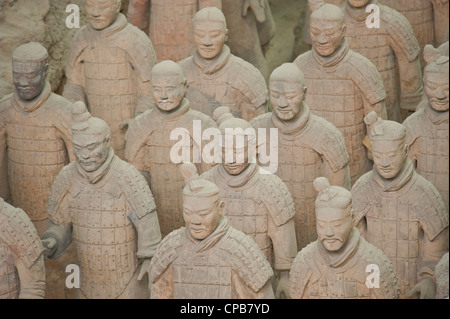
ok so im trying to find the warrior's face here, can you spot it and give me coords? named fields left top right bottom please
left=316, top=206, right=353, bottom=252
left=270, top=80, right=306, bottom=122
left=347, top=0, right=371, bottom=8
left=371, top=139, right=407, bottom=179
left=310, top=18, right=345, bottom=57
left=73, top=133, right=110, bottom=172
left=86, top=0, right=120, bottom=31
left=152, top=74, right=186, bottom=112
left=424, top=70, right=449, bottom=112
left=183, top=196, right=223, bottom=240
left=222, top=138, right=250, bottom=176
left=12, top=60, right=47, bottom=101
left=193, top=20, right=228, bottom=60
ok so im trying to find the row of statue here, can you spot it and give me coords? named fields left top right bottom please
left=0, top=0, right=448, bottom=299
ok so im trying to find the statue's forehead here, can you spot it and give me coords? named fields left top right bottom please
left=12, top=61, right=44, bottom=73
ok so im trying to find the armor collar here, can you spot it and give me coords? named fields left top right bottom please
left=345, top=0, right=378, bottom=22
left=193, top=45, right=231, bottom=75
left=372, top=157, right=415, bottom=192
left=75, top=148, right=115, bottom=184
left=271, top=103, right=311, bottom=136
left=185, top=215, right=230, bottom=253
left=153, top=98, right=190, bottom=121
left=318, top=227, right=360, bottom=268
left=87, top=13, right=128, bottom=38
left=13, top=81, right=51, bottom=114
left=312, top=38, right=350, bottom=68
left=425, top=102, right=449, bottom=125
left=217, top=162, right=259, bottom=188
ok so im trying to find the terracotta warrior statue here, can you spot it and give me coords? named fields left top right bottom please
left=201, top=106, right=297, bottom=298
left=380, top=1, right=449, bottom=58
left=434, top=252, right=449, bottom=299
left=352, top=111, right=449, bottom=299
left=41, top=102, right=162, bottom=299
left=294, top=3, right=387, bottom=184
left=147, top=162, right=275, bottom=299
left=343, top=0, right=423, bottom=122
left=124, top=60, right=218, bottom=237
left=0, top=42, right=74, bottom=236
left=290, top=177, right=400, bottom=299
left=404, top=42, right=449, bottom=210
left=127, top=0, right=221, bottom=62
left=250, top=63, right=351, bottom=250
left=0, top=197, right=45, bottom=299
left=221, top=0, right=276, bottom=79
left=178, top=7, right=268, bottom=121
left=63, top=0, right=158, bottom=159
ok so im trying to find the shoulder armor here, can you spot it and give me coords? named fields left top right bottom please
left=47, top=163, right=75, bottom=224
left=149, top=228, right=184, bottom=283
left=293, top=51, right=312, bottom=70
left=229, top=56, right=269, bottom=107
left=250, top=112, right=273, bottom=130
left=382, top=5, right=421, bottom=62
left=289, top=242, right=316, bottom=299
left=346, top=50, right=387, bottom=105
left=178, top=57, right=197, bottom=82
left=307, top=114, right=350, bottom=172
left=351, top=172, right=374, bottom=226
left=0, top=199, right=43, bottom=269
left=403, top=108, right=427, bottom=146
left=199, top=165, right=217, bottom=183
left=115, top=158, right=157, bottom=220
left=124, top=111, right=155, bottom=164
left=116, top=23, right=157, bottom=82
left=411, top=174, right=449, bottom=241
left=223, top=227, right=274, bottom=292
left=258, top=173, right=296, bottom=226
left=65, top=26, right=89, bottom=80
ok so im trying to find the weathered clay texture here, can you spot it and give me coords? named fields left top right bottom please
left=404, top=42, right=449, bottom=210
left=201, top=106, right=297, bottom=298
left=0, top=42, right=74, bottom=235
left=148, top=162, right=275, bottom=299
left=290, top=177, right=400, bottom=299
left=221, top=0, right=276, bottom=79
left=125, top=61, right=218, bottom=237
left=179, top=7, right=268, bottom=121
left=344, top=0, right=424, bottom=122
left=435, top=252, right=449, bottom=299
left=42, top=102, right=162, bottom=299
left=294, top=3, right=388, bottom=184
left=251, top=63, right=351, bottom=250
left=0, top=196, right=45, bottom=299
left=63, top=0, right=158, bottom=159
left=352, top=111, right=449, bottom=299
left=127, top=0, right=221, bottom=62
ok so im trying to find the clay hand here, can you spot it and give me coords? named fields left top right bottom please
left=137, top=258, right=152, bottom=281
left=275, top=271, right=290, bottom=299
left=242, top=0, right=266, bottom=23
left=408, top=277, right=436, bottom=299
left=41, top=238, right=57, bottom=259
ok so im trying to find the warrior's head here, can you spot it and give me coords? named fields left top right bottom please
left=12, top=42, right=48, bottom=101
left=181, top=163, right=224, bottom=240
left=310, top=3, right=346, bottom=57
left=213, top=106, right=256, bottom=176
left=270, top=63, right=307, bottom=122
left=364, top=111, right=408, bottom=180
left=151, top=60, right=187, bottom=112
left=86, top=0, right=121, bottom=30
left=72, top=101, right=111, bottom=173
left=423, top=42, right=449, bottom=112
left=193, top=7, right=228, bottom=60
left=314, top=177, right=354, bottom=252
